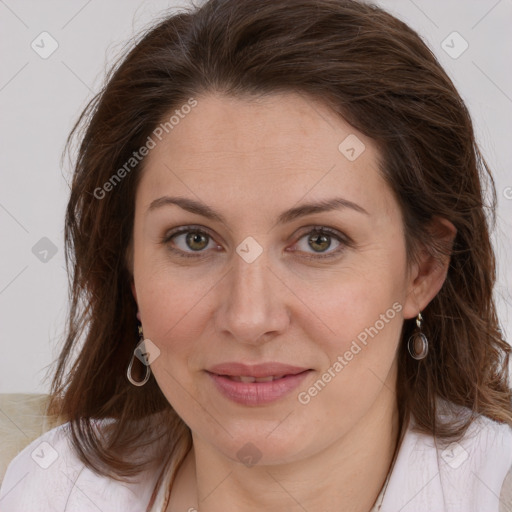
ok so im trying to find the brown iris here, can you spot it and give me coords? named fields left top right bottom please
left=186, top=231, right=209, bottom=251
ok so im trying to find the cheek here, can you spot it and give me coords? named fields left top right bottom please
left=133, top=237, right=214, bottom=332
left=293, top=252, right=406, bottom=403
left=293, top=279, right=404, bottom=425
left=137, top=274, right=206, bottom=347
left=296, top=256, right=406, bottom=347
left=135, top=271, right=208, bottom=408
left=307, top=283, right=403, bottom=383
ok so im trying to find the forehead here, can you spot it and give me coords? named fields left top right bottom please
left=136, top=92, right=391, bottom=217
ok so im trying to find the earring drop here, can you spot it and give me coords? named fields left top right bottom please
left=407, top=312, right=429, bottom=360
left=126, top=318, right=152, bottom=386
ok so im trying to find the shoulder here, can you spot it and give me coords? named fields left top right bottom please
left=467, top=414, right=512, bottom=511
left=501, top=465, right=512, bottom=512
left=425, top=404, right=512, bottom=481
left=439, top=412, right=512, bottom=510
left=438, top=405, right=512, bottom=468
left=0, top=422, right=78, bottom=511
left=0, top=421, right=159, bottom=512
left=380, top=405, right=512, bottom=511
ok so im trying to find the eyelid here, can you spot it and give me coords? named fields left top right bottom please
left=162, top=224, right=215, bottom=243
left=294, top=225, right=352, bottom=243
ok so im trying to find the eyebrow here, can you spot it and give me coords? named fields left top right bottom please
left=147, top=195, right=369, bottom=225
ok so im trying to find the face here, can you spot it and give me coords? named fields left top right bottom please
left=131, top=92, right=416, bottom=465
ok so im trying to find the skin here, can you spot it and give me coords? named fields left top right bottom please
left=129, top=92, right=455, bottom=512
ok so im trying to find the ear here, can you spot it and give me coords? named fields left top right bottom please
left=402, top=217, right=457, bottom=320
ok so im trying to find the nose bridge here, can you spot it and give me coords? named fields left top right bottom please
left=233, top=250, right=269, bottom=304
left=217, top=246, right=288, bottom=344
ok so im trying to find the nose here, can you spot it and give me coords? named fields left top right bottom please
left=214, top=248, right=290, bottom=346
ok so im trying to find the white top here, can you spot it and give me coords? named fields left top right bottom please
left=1, top=411, right=511, bottom=511
left=370, top=411, right=512, bottom=511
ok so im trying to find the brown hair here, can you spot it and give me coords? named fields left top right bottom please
left=46, top=0, right=512, bottom=509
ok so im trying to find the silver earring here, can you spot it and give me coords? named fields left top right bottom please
left=127, top=322, right=151, bottom=386
left=407, top=312, right=429, bottom=360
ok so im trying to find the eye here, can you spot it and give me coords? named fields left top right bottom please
left=290, top=226, right=349, bottom=259
left=161, top=225, right=351, bottom=260
left=162, top=226, right=218, bottom=258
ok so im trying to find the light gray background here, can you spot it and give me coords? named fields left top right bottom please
left=1, top=0, right=511, bottom=393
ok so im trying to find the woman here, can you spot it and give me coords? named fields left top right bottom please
left=1, top=0, right=511, bottom=510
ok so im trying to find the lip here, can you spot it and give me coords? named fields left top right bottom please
left=207, top=362, right=310, bottom=378
left=206, top=362, right=313, bottom=406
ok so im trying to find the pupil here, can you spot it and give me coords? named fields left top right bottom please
left=309, top=233, right=330, bottom=252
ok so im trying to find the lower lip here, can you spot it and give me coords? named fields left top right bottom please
left=206, top=370, right=312, bottom=406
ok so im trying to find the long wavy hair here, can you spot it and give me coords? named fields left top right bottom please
left=46, top=0, right=512, bottom=509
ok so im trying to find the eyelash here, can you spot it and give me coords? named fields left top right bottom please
left=161, top=225, right=352, bottom=261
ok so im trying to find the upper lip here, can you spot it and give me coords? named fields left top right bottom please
left=207, top=362, right=311, bottom=378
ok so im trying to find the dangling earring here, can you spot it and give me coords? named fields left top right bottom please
left=407, top=312, right=429, bottom=360
left=127, top=319, right=152, bottom=386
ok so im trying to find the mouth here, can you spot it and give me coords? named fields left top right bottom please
left=205, top=366, right=313, bottom=406
left=206, top=361, right=311, bottom=379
